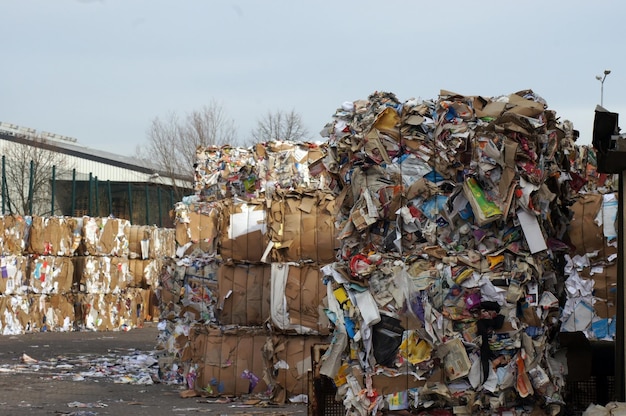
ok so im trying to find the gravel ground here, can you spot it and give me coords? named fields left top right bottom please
left=0, top=323, right=307, bottom=416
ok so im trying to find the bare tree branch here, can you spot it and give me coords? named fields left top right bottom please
left=2, top=139, right=72, bottom=215
left=140, top=101, right=239, bottom=198
left=251, top=109, right=309, bottom=143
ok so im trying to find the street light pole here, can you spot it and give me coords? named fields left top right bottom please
left=596, top=69, right=612, bottom=106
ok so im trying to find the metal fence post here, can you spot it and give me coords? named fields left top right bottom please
left=145, top=183, right=150, bottom=225
left=107, top=180, right=112, bottom=216
left=2, top=155, right=5, bottom=215
left=28, top=160, right=34, bottom=215
left=71, top=169, right=76, bottom=216
left=128, top=182, right=133, bottom=224
left=95, top=176, right=99, bottom=217
left=51, top=165, right=56, bottom=216
left=157, top=186, right=162, bottom=227
left=88, top=173, right=92, bottom=216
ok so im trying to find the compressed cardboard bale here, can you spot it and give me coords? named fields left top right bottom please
left=267, top=190, right=338, bottom=263
left=128, top=225, right=153, bottom=259
left=76, top=293, right=113, bottom=330
left=119, top=288, right=148, bottom=328
left=29, top=255, right=74, bottom=294
left=0, top=295, right=31, bottom=334
left=218, top=199, right=267, bottom=263
left=129, top=225, right=177, bottom=259
left=128, top=258, right=163, bottom=289
left=0, top=215, right=29, bottom=255
left=143, top=287, right=160, bottom=322
left=192, top=326, right=268, bottom=396
left=217, top=263, right=271, bottom=326
left=568, top=193, right=607, bottom=255
left=263, top=334, right=326, bottom=402
left=194, top=145, right=258, bottom=199
left=76, top=292, right=143, bottom=331
left=270, top=263, right=330, bottom=335
left=81, top=217, right=130, bottom=257
left=74, top=256, right=132, bottom=294
left=28, top=216, right=80, bottom=256
left=150, top=227, right=176, bottom=259
left=176, top=209, right=220, bottom=256
left=0, top=255, right=28, bottom=295
left=28, top=294, right=75, bottom=332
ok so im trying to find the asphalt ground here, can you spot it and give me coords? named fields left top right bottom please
left=0, top=322, right=307, bottom=416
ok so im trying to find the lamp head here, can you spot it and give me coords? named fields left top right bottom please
left=604, top=69, right=611, bottom=75
left=596, top=75, right=603, bottom=81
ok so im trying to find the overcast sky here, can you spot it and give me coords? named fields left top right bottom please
left=2, top=0, right=625, bottom=156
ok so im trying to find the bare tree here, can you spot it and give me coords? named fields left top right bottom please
left=251, top=109, right=309, bottom=143
left=2, top=139, right=72, bottom=216
left=140, top=101, right=238, bottom=197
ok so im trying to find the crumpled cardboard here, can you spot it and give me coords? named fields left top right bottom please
left=174, top=202, right=220, bottom=256
left=312, top=89, right=602, bottom=414
left=568, top=193, right=608, bottom=255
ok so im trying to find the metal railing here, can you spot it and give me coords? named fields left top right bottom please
left=1, top=156, right=188, bottom=227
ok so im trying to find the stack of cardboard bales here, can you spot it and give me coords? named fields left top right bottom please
left=0, top=215, right=175, bottom=334
left=312, top=90, right=615, bottom=415
left=73, top=218, right=174, bottom=331
left=159, top=90, right=617, bottom=413
left=159, top=142, right=336, bottom=400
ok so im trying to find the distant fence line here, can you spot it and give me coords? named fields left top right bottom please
left=1, top=156, right=184, bottom=227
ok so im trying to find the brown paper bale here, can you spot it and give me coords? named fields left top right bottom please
left=0, top=255, right=28, bottom=295
left=28, top=216, right=80, bottom=256
left=270, top=263, right=330, bottom=335
left=0, top=215, right=29, bottom=255
left=217, top=263, right=271, bottom=326
left=218, top=200, right=267, bottom=262
left=74, top=256, right=132, bottom=294
left=81, top=217, right=130, bottom=257
left=28, top=256, right=74, bottom=294
left=191, top=325, right=268, bottom=396
left=267, top=190, right=337, bottom=264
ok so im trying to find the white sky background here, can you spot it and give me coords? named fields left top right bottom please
left=1, top=0, right=625, bottom=155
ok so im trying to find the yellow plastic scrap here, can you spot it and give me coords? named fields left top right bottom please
left=333, top=286, right=352, bottom=309
left=454, top=267, right=474, bottom=285
left=399, top=332, right=432, bottom=365
left=334, top=363, right=350, bottom=387
left=487, top=254, right=504, bottom=270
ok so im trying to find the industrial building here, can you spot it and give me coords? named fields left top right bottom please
left=0, top=122, right=192, bottom=227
